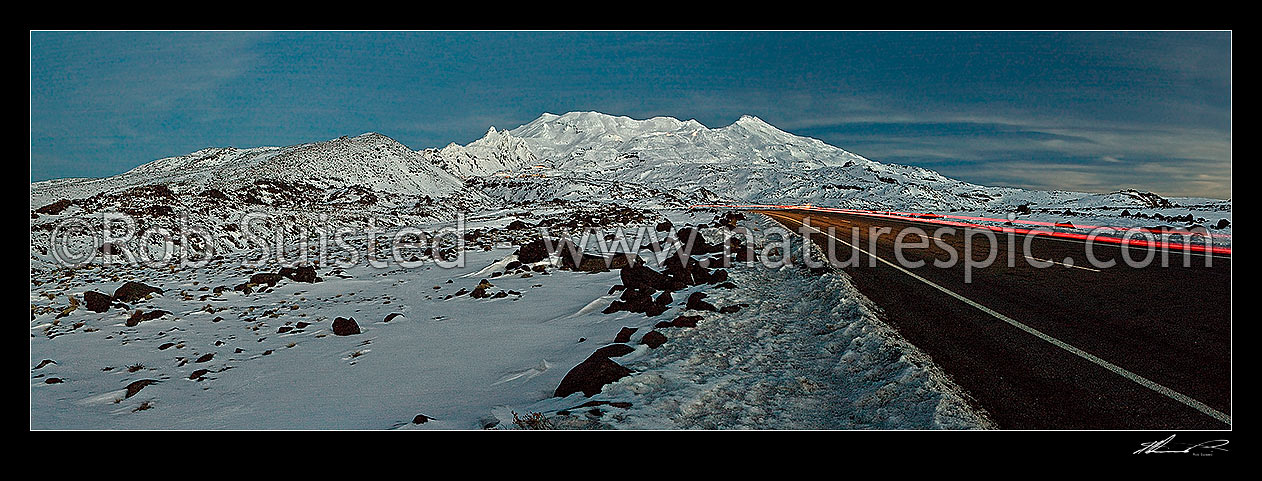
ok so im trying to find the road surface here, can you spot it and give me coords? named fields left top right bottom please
left=756, top=208, right=1231, bottom=429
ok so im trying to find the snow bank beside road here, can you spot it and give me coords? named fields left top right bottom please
left=528, top=216, right=995, bottom=429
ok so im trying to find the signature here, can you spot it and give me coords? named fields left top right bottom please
left=1135, top=434, right=1229, bottom=455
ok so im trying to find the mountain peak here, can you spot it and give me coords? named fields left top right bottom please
left=731, top=114, right=777, bottom=130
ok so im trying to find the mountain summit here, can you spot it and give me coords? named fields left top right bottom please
left=34, top=111, right=1225, bottom=215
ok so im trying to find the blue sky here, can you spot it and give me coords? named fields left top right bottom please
left=30, top=31, right=1231, bottom=198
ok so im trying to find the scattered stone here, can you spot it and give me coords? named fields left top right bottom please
left=279, top=265, right=321, bottom=283
left=36, top=199, right=73, bottom=215
left=188, top=369, right=210, bottom=380
left=195, top=353, right=214, bottom=363
left=384, top=313, right=405, bottom=323
left=83, top=290, right=112, bottom=312
left=34, top=359, right=56, bottom=369
left=671, top=315, right=702, bottom=328
left=640, top=331, right=667, bottom=349
left=124, top=379, right=158, bottom=398
left=614, top=327, right=637, bottom=343
left=620, top=263, right=671, bottom=292
left=412, top=414, right=431, bottom=424
left=589, top=343, right=635, bottom=360
left=126, top=309, right=171, bottom=327
left=249, top=273, right=285, bottom=287
left=113, top=281, right=163, bottom=303
left=332, top=317, right=361, bottom=336
left=685, top=292, right=717, bottom=312
left=554, top=356, right=632, bottom=398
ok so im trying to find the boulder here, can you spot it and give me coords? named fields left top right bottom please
left=124, top=379, right=158, bottom=398
left=554, top=356, right=632, bottom=398
left=113, top=281, right=163, bottom=303
left=279, top=265, right=320, bottom=283
left=83, top=290, right=112, bottom=313
left=671, top=315, right=702, bottom=328
left=332, top=317, right=361, bottom=336
left=588, top=343, right=635, bottom=360
left=36, top=199, right=73, bottom=215
left=620, top=263, right=672, bottom=292
left=125, top=309, right=170, bottom=327
left=685, top=292, right=717, bottom=312
left=572, top=254, right=612, bottom=272
left=249, top=273, right=285, bottom=287
left=614, top=327, right=638, bottom=343
left=640, top=331, right=667, bottom=349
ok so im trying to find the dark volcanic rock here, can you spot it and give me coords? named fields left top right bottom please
left=608, top=254, right=639, bottom=270
left=36, top=199, right=73, bottom=215
left=620, top=263, right=671, bottom=292
left=640, top=331, right=667, bottom=349
left=83, top=290, right=112, bottom=313
left=685, top=292, right=717, bottom=312
left=589, top=343, right=635, bottom=360
left=515, top=238, right=550, bottom=264
left=250, top=273, right=285, bottom=287
left=674, top=227, right=723, bottom=257
left=604, top=288, right=669, bottom=316
left=113, top=281, right=163, bottom=303
left=574, top=254, right=612, bottom=272
left=279, top=265, right=321, bottom=283
left=614, top=327, right=638, bottom=344
left=671, top=315, right=702, bottom=328
left=554, top=357, right=632, bottom=398
left=412, top=414, right=431, bottom=424
left=332, top=317, right=361, bottom=336
left=516, top=237, right=580, bottom=265
left=125, top=309, right=170, bottom=327
left=124, top=379, right=158, bottom=398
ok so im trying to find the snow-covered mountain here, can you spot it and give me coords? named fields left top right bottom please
left=32, top=133, right=466, bottom=206
left=422, top=111, right=1231, bottom=214
left=32, top=111, right=1231, bottom=235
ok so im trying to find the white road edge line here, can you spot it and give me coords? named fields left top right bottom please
left=774, top=214, right=1231, bottom=426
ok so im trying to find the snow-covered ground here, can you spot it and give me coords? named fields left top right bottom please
left=30, top=110, right=1226, bottom=429
left=519, top=216, right=992, bottom=429
left=31, top=211, right=991, bottom=429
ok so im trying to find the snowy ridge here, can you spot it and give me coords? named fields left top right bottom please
left=32, top=133, right=465, bottom=206
left=425, top=111, right=1230, bottom=214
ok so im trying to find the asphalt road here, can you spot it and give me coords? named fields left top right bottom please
left=757, top=208, right=1231, bottom=429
